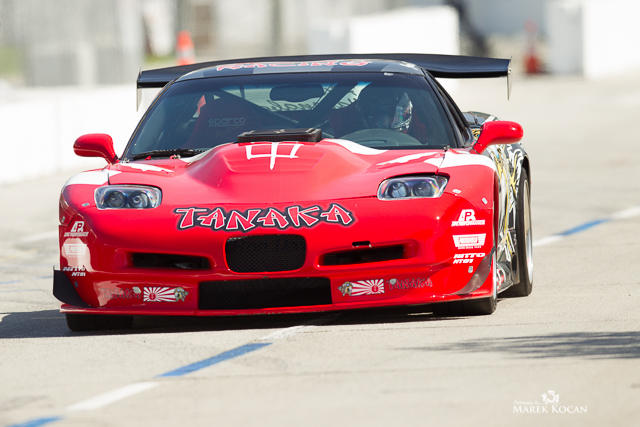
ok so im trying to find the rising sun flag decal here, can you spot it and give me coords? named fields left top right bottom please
left=143, top=287, right=176, bottom=302
left=338, top=279, right=385, bottom=297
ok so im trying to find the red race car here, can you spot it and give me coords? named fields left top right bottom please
left=54, top=54, right=532, bottom=331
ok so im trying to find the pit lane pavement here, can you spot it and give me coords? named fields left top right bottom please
left=2, top=71, right=640, bottom=427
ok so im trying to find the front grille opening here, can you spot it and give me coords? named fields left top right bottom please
left=199, top=277, right=332, bottom=310
left=321, top=244, right=405, bottom=266
left=225, top=235, right=306, bottom=273
left=132, top=253, right=210, bottom=270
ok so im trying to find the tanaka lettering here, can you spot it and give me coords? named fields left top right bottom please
left=175, top=204, right=355, bottom=232
left=99, top=288, right=141, bottom=301
left=388, top=277, right=433, bottom=290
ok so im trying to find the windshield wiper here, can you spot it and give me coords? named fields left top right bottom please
left=131, top=148, right=205, bottom=161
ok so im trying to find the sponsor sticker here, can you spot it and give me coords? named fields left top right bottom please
left=338, top=279, right=384, bottom=297
left=143, top=287, right=189, bottom=302
left=100, top=288, right=141, bottom=300
left=63, top=242, right=87, bottom=257
left=64, top=221, right=89, bottom=237
left=387, top=277, right=433, bottom=290
left=174, top=287, right=189, bottom=302
left=216, top=61, right=370, bottom=71
left=453, top=234, right=486, bottom=249
left=209, top=117, right=246, bottom=127
left=453, top=253, right=485, bottom=264
left=338, top=277, right=433, bottom=297
left=63, top=266, right=87, bottom=277
left=452, top=209, right=485, bottom=226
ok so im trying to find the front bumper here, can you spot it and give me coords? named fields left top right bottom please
left=57, top=195, right=495, bottom=316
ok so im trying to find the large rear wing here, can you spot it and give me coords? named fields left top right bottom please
left=136, top=53, right=512, bottom=108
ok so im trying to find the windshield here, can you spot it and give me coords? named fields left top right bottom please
left=124, top=72, right=456, bottom=159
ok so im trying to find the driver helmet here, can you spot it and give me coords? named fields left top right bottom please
left=357, top=84, right=413, bottom=133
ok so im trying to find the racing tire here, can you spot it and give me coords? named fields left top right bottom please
left=66, top=313, right=134, bottom=332
left=502, top=169, right=533, bottom=298
left=462, top=294, right=497, bottom=315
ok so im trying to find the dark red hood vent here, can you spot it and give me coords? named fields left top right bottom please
left=237, top=128, right=322, bottom=143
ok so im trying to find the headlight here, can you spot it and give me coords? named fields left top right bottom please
left=95, top=186, right=162, bottom=209
left=378, top=176, right=447, bottom=200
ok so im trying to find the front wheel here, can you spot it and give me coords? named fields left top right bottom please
left=502, top=169, right=533, bottom=297
left=65, top=313, right=134, bottom=332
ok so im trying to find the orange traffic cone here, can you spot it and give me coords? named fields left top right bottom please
left=524, top=19, right=541, bottom=75
left=176, top=31, right=195, bottom=65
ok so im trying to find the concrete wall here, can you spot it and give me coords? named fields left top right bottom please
left=309, top=6, right=459, bottom=56
left=183, top=0, right=396, bottom=60
left=3, top=0, right=144, bottom=87
left=464, top=0, right=547, bottom=36
left=349, top=7, right=459, bottom=55
left=0, top=85, right=151, bottom=185
left=547, top=0, right=640, bottom=78
left=546, top=1, right=583, bottom=75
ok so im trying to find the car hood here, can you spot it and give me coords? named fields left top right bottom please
left=108, top=139, right=446, bottom=204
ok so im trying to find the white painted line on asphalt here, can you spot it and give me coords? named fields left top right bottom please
left=17, top=314, right=340, bottom=426
left=66, top=382, right=159, bottom=412
left=57, top=315, right=336, bottom=417
left=266, top=313, right=340, bottom=339
left=533, top=204, right=640, bottom=248
left=258, top=325, right=308, bottom=341
left=532, top=235, right=564, bottom=248
left=610, top=205, right=640, bottom=220
left=257, top=313, right=340, bottom=341
left=157, top=343, right=270, bottom=378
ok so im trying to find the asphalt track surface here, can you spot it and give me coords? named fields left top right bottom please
left=2, top=72, right=640, bottom=427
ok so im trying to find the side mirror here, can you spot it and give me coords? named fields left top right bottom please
left=74, top=134, right=118, bottom=164
left=473, top=121, right=523, bottom=154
